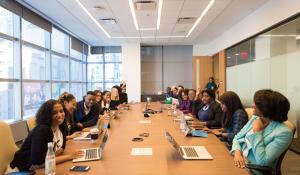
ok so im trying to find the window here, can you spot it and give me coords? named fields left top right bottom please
left=70, top=59, right=83, bottom=82
left=51, top=28, right=69, bottom=54
left=70, top=83, right=83, bottom=100
left=22, top=45, right=47, bottom=80
left=52, top=54, right=69, bottom=81
left=52, top=83, right=69, bottom=99
left=0, top=38, right=14, bottom=78
left=23, top=82, right=49, bottom=118
left=0, top=82, right=20, bottom=122
left=87, top=46, right=122, bottom=91
left=22, top=19, right=47, bottom=47
left=0, top=5, right=88, bottom=122
left=0, top=6, right=13, bottom=35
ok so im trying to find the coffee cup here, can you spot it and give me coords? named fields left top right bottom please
left=90, top=128, right=99, bottom=143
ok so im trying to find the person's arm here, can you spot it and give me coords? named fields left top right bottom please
left=81, top=104, right=100, bottom=128
left=227, top=111, right=248, bottom=144
left=206, top=103, right=223, bottom=128
left=245, top=124, right=293, bottom=166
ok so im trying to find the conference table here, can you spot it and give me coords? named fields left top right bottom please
left=37, top=102, right=249, bottom=175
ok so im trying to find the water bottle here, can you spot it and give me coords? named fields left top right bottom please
left=180, top=114, right=186, bottom=132
left=45, top=142, right=56, bottom=175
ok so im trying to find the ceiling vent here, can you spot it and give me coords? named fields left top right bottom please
left=177, top=17, right=197, bottom=24
left=99, top=18, right=117, bottom=25
left=135, top=1, right=157, bottom=11
left=93, top=5, right=105, bottom=10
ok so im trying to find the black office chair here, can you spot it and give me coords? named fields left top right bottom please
left=246, top=120, right=296, bottom=175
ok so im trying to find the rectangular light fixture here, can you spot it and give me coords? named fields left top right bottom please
left=296, top=36, right=300, bottom=40
left=75, top=0, right=111, bottom=38
left=186, top=0, right=215, bottom=37
left=157, top=0, right=163, bottom=30
left=128, top=0, right=139, bottom=30
left=112, top=36, right=185, bottom=39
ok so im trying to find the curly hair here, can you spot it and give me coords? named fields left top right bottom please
left=254, top=89, right=290, bottom=122
left=36, top=99, right=61, bottom=126
left=58, top=92, right=75, bottom=104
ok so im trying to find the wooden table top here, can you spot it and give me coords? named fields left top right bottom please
left=36, top=102, right=249, bottom=175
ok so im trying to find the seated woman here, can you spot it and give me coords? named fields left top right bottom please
left=188, top=89, right=196, bottom=113
left=212, top=91, right=248, bottom=147
left=120, top=84, right=128, bottom=104
left=110, top=86, right=121, bottom=110
left=58, top=92, right=84, bottom=139
left=179, top=89, right=191, bottom=114
left=100, top=90, right=111, bottom=114
left=195, top=89, right=223, bottom=128
left=192, top=89, right=203, bottom=116
left=7, top=100, right=81, bottom=173
left=94, top=90, right=102, bottom=106
left=231, top=89, right=293, bottom=171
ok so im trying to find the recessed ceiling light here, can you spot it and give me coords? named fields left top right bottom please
left=186, top=0, right=215, bottom=37
left=295, top=36, right=300, bottom=40
left=128, top=0, right=139, bottom=30
left=235, top=53, right=240, bottom=56
left=75, top=0, right=111, bottom=38
left=112, top=36, right=185, bottom=39
left=93, top=5, right=105, bottom=10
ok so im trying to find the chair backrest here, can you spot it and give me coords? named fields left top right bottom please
left=245, top=107, right=253, bottom=119
left=275, top=120, right=296, bottom=175
left=9, top=120, right=29, bottom=143
left=26, top=116, right=36, bottom=132
left=0, top=121, right=18, bottom=175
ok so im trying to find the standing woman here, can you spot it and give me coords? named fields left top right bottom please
left=212, top=91, right=248, bottom=147
left=195, top=89, right=223, bottom=128
left=58, top=92, right=82, bottom=140
left=205, top=77, right=218, bottom=92
left=7, top=100, right=81, bottom=173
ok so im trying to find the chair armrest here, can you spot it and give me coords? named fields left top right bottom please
left=246, top=163, right=273, bottom=174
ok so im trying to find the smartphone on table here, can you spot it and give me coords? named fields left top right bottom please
left=70, top=166, right=90, bottom=172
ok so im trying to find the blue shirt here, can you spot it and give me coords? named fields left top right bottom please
left=197, top=105, right=211, bottom=121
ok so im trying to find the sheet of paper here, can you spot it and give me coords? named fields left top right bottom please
left=131, top=148, right=153, bottom=156
left=139, top=120, right=152, bottom=124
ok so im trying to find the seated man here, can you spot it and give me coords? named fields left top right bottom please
left=73, top=91, right=100, bottom=129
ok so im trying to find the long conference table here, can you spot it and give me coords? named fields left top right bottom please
left=37, top=102, right=249, bottom=175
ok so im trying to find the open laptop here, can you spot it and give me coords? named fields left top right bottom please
left=73, top=130, right=109, bottom=162
left=164, top=131, right=212, bottom=160
left=73, top=119, right=103, bottom=141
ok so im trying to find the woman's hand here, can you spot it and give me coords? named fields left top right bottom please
left=211, top=129, right=222, bottom=136
left=234, top=150, right=247, bottom=168
left=82, top=128, right=90, bottom=132
left=252, top=117, right=270, bottom=133
left=68, top=131, right=82, bottom=139
left=69, top=150, right=85, bottom=160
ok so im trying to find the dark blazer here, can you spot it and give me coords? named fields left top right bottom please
left=10, top=124, right=66, bottom=171
left=196, top=101, right=223, bottom=128
left=73, top=100, right=100, bottom=128
left=109, top=100, right=120, bottom=110
left=223, top=109, right=248, bottom=145
left=120, top=93, right=128, bottom=104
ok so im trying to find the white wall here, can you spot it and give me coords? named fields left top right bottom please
left=193, top=0, right=300, bottom=56
left=121, top=43, right=141, bottom=102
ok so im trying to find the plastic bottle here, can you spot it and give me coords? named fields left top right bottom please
left=45, top=142, right=56, bottom=175
left=180, top=114, right=186, bottom=132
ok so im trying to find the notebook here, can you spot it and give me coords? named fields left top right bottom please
left=165, top=131, right=212, bottom=160
left=73, top=130, right=109, bottom=162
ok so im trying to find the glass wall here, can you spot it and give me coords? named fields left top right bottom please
left=226, top=16, right=300, bottom=151
left=87, top=46, right=122, bottom=91
left=0, top=5, right=87, bottom=122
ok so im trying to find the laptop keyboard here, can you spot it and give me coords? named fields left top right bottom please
left=183, top=147, right=199, bottom=158
left=85, top=148, right=98, bottom=159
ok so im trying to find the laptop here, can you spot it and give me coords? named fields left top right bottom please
left=73, top=119, right=103, bottom=141
left=73, top=130, right=109, bottom=162
left=164, top=131, right=212, bottom=160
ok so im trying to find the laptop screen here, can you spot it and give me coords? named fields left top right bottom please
left=100, top=130, right=109, bottom=150
left=165, top=131, right=180, bottom=151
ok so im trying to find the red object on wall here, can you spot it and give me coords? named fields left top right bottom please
left=240, top=51, right=249, bottom=59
